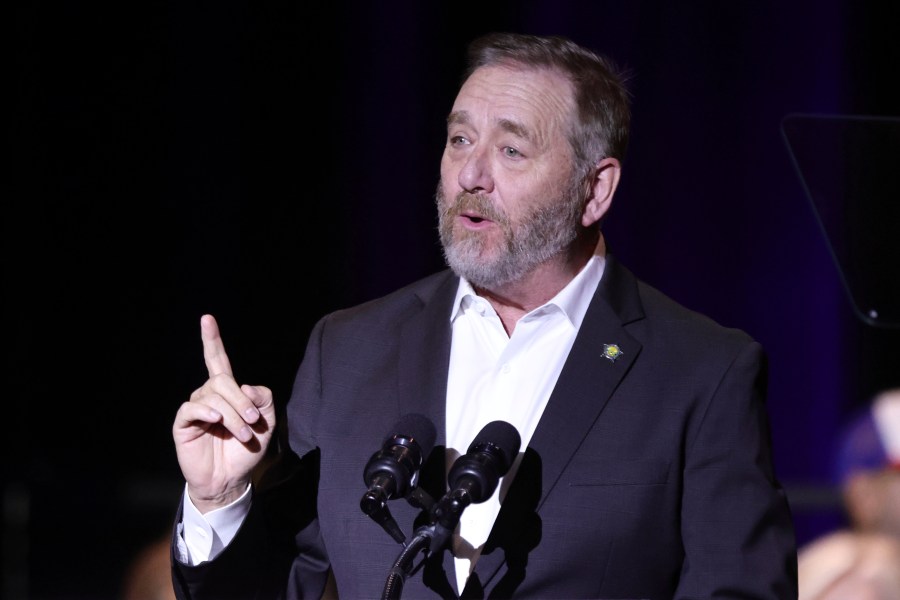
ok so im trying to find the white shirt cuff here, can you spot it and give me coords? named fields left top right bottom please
left=177, top=482, right=252, bottom=565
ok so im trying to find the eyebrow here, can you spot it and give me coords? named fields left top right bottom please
left=447, top=110, right=533, bottom=143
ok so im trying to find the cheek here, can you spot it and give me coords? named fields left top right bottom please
left=440, top=153, right=457, bottom=185
left=515, top=175, right=560, bottom=213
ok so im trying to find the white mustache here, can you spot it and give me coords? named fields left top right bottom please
left=450, top=193, right=506, bottom=224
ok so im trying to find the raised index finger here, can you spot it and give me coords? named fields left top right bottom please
left=200, top=314, right=233, bottom=377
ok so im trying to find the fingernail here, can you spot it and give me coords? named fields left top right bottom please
left=239, top=426, right=252, bottom=442
left=245, top=407, right=259, bottom=420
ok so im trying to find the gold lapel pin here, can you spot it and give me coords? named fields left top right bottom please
left=603, top=343, right=623, bottom=363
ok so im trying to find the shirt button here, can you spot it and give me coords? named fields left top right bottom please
left=475, top=303, right=486, bottom=315
left=501, top=363, right=511, bottom=374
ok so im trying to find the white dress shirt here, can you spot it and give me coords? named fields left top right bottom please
left=445, top=253, right=605, bottom=593
left=179, top=251, right=606, bottom=595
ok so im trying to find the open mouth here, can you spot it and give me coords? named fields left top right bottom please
left=461, top=210, right=492, bottom=225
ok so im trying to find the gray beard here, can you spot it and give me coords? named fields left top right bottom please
left=435, top=178, right=584, bottom=289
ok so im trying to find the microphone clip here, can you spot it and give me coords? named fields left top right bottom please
left=360, top=415, right=437, bottom=545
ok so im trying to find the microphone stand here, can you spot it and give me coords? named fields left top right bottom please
left=380, top=487, right=472, bottom=599
left=380, top=526, right=434, bottom=600
left=377, top=485, right=442, bottom=599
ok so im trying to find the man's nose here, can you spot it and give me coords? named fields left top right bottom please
left=457, top=146, right=494, bottom=194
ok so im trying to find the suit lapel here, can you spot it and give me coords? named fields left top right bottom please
left=531, top=290, right=641, bottom=509
left=397, top=271, right=458, bottom=449
left=396, top=271, right=459, bottom=536
left=472, top=255, right=646, bottom=589
left=533, top=255, right=645, bottom=508
left=394, top=272, right=462, bottom=596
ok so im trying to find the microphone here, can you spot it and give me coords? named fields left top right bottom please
left=429, top=420, right=521, bottom=550
left=360, top=413, right=437, bottom=544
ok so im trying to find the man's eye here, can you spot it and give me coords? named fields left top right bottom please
left=449, top=135, right=469, bottom=146
left=503, top=147, right=522, bottom=158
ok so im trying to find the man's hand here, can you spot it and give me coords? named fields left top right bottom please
left=173, top=314, right=276, bottom=513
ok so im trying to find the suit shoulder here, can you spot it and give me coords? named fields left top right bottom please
left=603, top=255, right=755, bottom=349
left=316, top=269, right=457, bottom=329
left=634, top=279, right=758, bottom=350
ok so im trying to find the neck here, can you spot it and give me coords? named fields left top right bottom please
left=476, top=232, right=605, bottom=335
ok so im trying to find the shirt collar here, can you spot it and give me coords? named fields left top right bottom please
left=449, top=243, right=607, bottom=329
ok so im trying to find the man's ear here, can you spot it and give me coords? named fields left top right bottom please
left=582, top=157, right=621, bottom=227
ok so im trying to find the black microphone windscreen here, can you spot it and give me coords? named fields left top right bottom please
left=387, top=413, right=437, bottom=457
left=470, top=420, right=521, bottom=469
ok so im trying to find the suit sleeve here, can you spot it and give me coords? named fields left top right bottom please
left=675, top=340, right=798, bottom=599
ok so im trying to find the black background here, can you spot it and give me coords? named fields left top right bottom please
left=8, top=1, right=900, bottom=598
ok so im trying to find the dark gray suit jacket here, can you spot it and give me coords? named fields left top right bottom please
left=173, top=255, right=798, bottom=599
